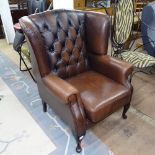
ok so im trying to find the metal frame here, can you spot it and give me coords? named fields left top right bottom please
left=18, top=45, right=35, bottom=82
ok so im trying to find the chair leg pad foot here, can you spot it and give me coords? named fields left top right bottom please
left=122, top=103, right=130, bottom=120
left=122, top=114, right=127, bottom=119
left=76, top=143, right=82, bottom=153
left=42, top=102, right=47, bottom=112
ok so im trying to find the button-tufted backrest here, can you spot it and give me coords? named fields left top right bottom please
left=29, top=10, right=89, bottom=79
left=20, top=9, right=110, bottom=79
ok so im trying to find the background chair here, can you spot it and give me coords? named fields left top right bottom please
left=13, top=30, right=34, bottom=80
left=19, top=9, right=133, bottom=153
left=111, top=0, right=155, bottom=74
left=141, top=1, right=155, bottom=57
left=13, top=0, right=48, bottom=81
left=27, top=0, right=47, bottom=14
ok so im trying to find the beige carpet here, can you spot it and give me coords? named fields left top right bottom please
left=132, top=72, right=155, bottom=119
left=0, top=78, right=56, bottom=155
left=91, top=109, right=155, bottom=155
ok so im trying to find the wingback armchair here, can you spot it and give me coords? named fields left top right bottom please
left=19, top=9, right=133, bottom=153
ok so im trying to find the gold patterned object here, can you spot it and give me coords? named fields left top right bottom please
left=113, top=0, right=133, bottom=45
left=21, top=43, right=31, bottom=62
left=121, top=51, right=155, bottom=68
left=112, top=0, right=155, bottom=72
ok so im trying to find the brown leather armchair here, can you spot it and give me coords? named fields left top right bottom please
left=19, top=9, right=133, bottom=153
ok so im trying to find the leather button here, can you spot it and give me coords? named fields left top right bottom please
left=43, top=24, right=49, bottom=31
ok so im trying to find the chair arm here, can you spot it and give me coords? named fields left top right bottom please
left=89, top=54, right=133, bottom=86
left=42, top=73, right=79, bottom=104
left=42, top=73, right=86, bottom=137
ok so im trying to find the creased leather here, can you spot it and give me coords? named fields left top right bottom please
left=89, top=54, right=133, bottom=87
left=42, top=73, right=79, bottom=103
left=29, top=10, right=89, bottom=79
left=85, top=13, right=111, bottom=55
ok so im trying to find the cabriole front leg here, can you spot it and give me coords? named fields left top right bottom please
left=42, top=101, right=47, bottom=112
left=122, top=103, right=130, bottom=119
left=76, top=135, right=85, bottom=153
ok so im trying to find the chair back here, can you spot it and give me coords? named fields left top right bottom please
left=27, top=0, right=47, bottom=14
left=19, top=9, right=110, bottom=79
left=141, top=2, right=155, bottom=57
left=19, top=10, right=91, bottom=79
left=17, top=0, right=27, bottom=9
left=13, top=31, right=25, bottom=51
left=112, top=0, right=134, bottom=49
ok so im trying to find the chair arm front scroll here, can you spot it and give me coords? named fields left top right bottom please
left=89, top=54, right=133, bottom=87
left=42, top=73, right=86, bottom=137
left=42, top=73, right=79, bottom=103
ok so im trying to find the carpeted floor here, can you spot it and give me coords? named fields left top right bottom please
left=0, top=78, right=56, bottom=155
left=0, top=52, right=113, bottom=155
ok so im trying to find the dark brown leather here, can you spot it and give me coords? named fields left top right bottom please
left=85, top=13, right=110, bottom=55
left=88, top=54, right=133, bottom=87
left=67, top=71, right=131, bottom=122
left=42, top=73, right=79, bottom=103
left=19, top=9, right=133, bottom=140
left=38, top=77, right=86, bottom=137
left=19, top=16, right=51, bottom=77
left=28, top=10, right=89, bottom=79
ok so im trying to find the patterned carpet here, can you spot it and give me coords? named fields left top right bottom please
left=0, top=52, right=113, bottom=155
left=0, top=78, right=56, bottom=155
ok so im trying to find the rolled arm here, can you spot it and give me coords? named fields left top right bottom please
left=42, top=73, right=86, bottom=137
left=42, top=73, right=79, bottom=104
left=89, top=54, right=133, bottom=86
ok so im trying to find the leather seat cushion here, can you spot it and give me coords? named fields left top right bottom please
left=67, top=71, right=130, bottom=122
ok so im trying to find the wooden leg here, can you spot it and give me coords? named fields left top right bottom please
left=42, top=101, right=47, bottom=112
left=76, top=142, right=82, bottom=153
left=122, top=103, right=130, bottom=119
left=76, top=135, right=84, bottom=153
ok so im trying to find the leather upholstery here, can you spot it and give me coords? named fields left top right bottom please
left=19, top=9, right=133, bottom=140
left=67, top=71, right=131, bottom=122
left=85, top=13, right=110, bottom=55
left=29, top=10, right=89, bottom=79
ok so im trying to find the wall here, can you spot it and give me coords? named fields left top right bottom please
left=0, top=0, right=15, bottom=44
left=53, top=0, right=74, bottom=9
